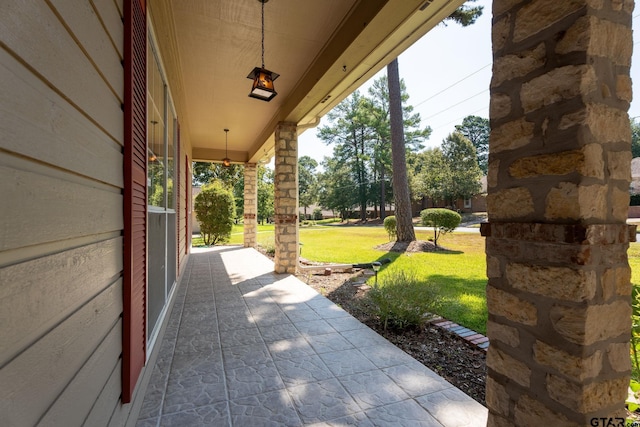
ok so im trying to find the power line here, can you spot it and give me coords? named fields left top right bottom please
left=422, top=88, right=489, bottom=121
left=414, top=63, right=491, bottom=108
left=429, top=105, right=490, bottom=134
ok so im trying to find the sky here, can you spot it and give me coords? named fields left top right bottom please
left=297, top=0, right=640, bottom=165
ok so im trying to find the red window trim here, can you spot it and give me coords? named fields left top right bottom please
left=122, top=0, right=147, bottom=404
left=176, top=124, right=181, bottom=275
left=186, top=156, right=191, bottom=252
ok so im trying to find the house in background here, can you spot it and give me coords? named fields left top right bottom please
left=629, top=158, right=640, bottom=218
left=299, top=204, right=335, bottom=220
left=1, top=1, right=634, bottom=426
left=413, top=176, right=487, bottom=215
left=630, top=157, right=640, bottom=191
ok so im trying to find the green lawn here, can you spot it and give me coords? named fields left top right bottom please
left=300, top=226, right=488, bottom=334
left=301, top=227, right=640, bottom=335
left=630, top=241, right=640, bottom=286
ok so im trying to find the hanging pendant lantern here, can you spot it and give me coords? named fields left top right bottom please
left=248, top=67, right=279, bottom=101
left=247, top=0, right=279, bottom=101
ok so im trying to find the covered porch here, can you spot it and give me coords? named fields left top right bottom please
left=1, top=0, right=634, bottom=425
left=135, top=247, right=487, bottom=426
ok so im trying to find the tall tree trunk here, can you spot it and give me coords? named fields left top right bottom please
left=353, top=130, right=367, bottom=222
left=358, top=137, right=367, bottom=221
left=358, top=162, right=367, bottom=221
left=387, top=58, right=415, bottom=242
left=380, top=167, right=386, bottom=220
left=373, top=164, right=379, bottom=219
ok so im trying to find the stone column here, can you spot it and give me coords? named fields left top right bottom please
left=274, top=122, right=299, bottom=274
left=483, top=1, right=634, bottom=425
left=243, top=162, right=258, bottom=248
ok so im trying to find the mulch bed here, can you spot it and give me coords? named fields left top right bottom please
left=373, top=239, right=445, bottom=253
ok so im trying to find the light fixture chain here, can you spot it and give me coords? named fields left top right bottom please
left=225, top=129, right=229, bottom=156
left=261, top=0, right=265, bottom=68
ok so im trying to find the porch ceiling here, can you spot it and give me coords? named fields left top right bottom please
left=149, top=0, right=465, bottom=164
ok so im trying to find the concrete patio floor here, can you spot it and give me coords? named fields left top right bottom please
left=136, top=246, right=488, bottom=426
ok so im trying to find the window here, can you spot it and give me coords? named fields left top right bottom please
left=147, top=44, right=166, bottom=208
left=146, top=33, right=177, bottom=345
left=464, top=198, right=472, bottom=209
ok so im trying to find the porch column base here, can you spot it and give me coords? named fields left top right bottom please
left=243, top=163, right=258, bottom=248
left=482, top=222, right=634, bottom=426
left=274, top=122, right=299, bottom=274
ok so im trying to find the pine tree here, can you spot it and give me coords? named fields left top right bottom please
left=388, top=58, right=415, bottom=242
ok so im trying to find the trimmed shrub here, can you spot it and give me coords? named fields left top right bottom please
left=313, top=207, right=323, bottom=220
left=365, top=270, right=442, bottom=331
left=194, top=181, right=236, bottom=245
left=420, top=208, right=461, bottom=247
left=383, top=215, right=397, bottom=241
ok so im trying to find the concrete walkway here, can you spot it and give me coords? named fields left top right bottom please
left=136, top=246, right=488, bottom=426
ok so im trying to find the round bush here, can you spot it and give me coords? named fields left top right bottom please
left=194, top=181, right=236, bottom=245
left=420, top=208, right=461, bottom=246
left=313, top=207, right=323, bottom=220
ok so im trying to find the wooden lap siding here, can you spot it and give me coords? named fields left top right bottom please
left=0, top=0, right=132, bottom=425
left=123, top=0, right=147, bottom=404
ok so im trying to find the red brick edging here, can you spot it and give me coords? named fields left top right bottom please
left=432, top=319, right=489, bottom=352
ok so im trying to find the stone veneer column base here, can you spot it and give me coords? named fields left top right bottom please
left=486, top=1, right=633, bottom=424
left=243, top=163, right=258, bottom=248
left=274, top=122, right=298, bottom=274
left=481, top=222, right=635, bottom=426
